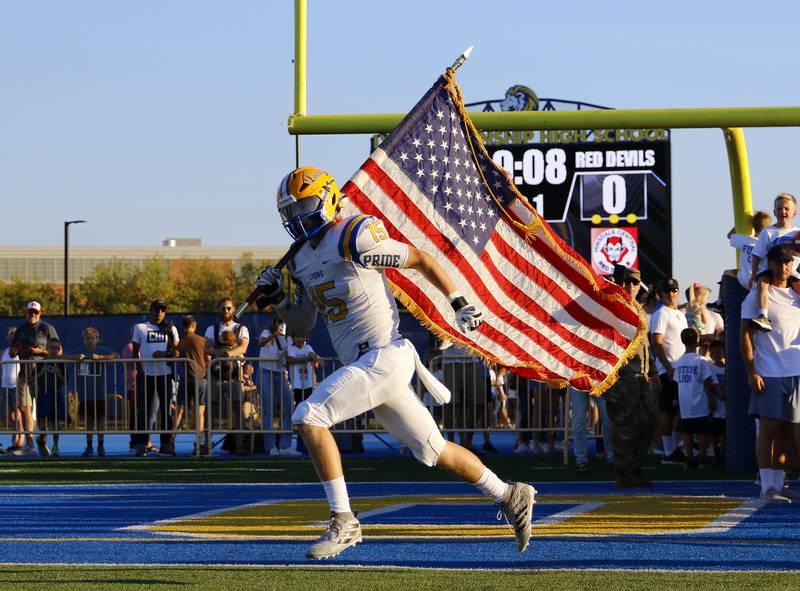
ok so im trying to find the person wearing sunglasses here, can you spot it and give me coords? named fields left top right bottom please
left=605, top=266, right=659, bottom=487
left=11, top=301, right=60, bottom=456
left=650, top=278, right=689, bottom=466
left=205, top=297, right=250, bottom=451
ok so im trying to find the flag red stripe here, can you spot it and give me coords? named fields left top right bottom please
left=503, top=209, right=640, bottom=328
left=478, top=245, right=621, bottom=366
left=347, top=166, right=610, bottom=381
left=385, top=270, right=565, bottom=382
left=489, top=230, right=633, bottom=352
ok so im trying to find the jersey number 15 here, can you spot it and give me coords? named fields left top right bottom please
left=311, top=281, right=348, bottom=322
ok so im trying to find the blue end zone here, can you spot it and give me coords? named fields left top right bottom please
left=0, top=481, right=797, bottom=571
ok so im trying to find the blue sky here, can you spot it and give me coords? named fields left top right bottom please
left=2, top=1, right=799, bottom=296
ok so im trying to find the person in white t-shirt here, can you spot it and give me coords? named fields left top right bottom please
left=286, top=334, right=321, bottom=401
left=258, top=318, right=298, bottom=457
left=749, top=193, right=800, bottom=331
left=728, top=211, right=772, bottom=290
left=650, top=278, right=688, bottom=464
left=204, top=297, right=250, bottom=439
left=708, top=340, right=727, bottom=464
left=673, top=328, right=717, bottom=468
left=1, top=328, right=23, bottom=453
left=285, top=333, right=322, bottom=456
left=130, top=300, right=180, bottom=457
left=741, top=244, right=800, bottom=502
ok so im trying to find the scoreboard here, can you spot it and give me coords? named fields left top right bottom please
left=487, top=139, right=672, bottom=284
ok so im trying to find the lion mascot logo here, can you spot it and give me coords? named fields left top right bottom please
left=500, top=85, right=539, bottom=112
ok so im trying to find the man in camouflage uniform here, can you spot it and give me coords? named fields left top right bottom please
left=604, top=267, right=659, bottom=487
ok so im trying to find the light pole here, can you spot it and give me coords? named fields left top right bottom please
left=64, top=220, right=86, bottom=316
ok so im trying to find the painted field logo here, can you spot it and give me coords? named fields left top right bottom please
left=591, top=227, right=638, bottom=275
left=126, top=494, right=753, bottom=540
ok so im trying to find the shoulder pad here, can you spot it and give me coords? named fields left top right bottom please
left=337, top=214, right=374, bottom=262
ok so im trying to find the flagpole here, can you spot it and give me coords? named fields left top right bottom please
left=448, top=46, right=474, bottom=73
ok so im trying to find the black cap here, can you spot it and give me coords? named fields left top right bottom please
left=150, top=299, right=168, bottom=311
left=660, top=278, right=679, bottom=292
left=767, top=244, right=795, bottom=263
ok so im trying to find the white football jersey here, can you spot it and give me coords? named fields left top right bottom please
left=289, top=215, right=409, bottom=365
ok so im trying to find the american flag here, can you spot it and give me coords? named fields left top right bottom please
left=341, top=73, right=645, bottom=393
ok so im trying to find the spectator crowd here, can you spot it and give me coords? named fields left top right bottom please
left=1, top=192, right=799, bottom=504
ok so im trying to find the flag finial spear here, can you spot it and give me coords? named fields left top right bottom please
left=448, top=46, right=474, bottom=72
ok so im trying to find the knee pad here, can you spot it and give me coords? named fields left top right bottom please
left=291, top=400, right=332, bottom=429
left=409, top=427, right=447, bottom=467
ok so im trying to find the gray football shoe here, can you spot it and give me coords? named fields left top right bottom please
left=305, top=512, right=362, bottom=560
left=497, top=481, right=536, bottom=552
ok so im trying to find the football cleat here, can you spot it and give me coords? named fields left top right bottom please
left=305, top=512, right=362, bottom=560
left=497, top=481, right=536, bottom=553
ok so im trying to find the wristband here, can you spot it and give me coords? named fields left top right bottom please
left=447, top=291, right=468, bottom=312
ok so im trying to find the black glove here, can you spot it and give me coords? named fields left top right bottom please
left=255, top=267, right=285, bottom=306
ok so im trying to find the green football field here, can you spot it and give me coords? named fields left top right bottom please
left=0, top=456, right=797, bottom=590
left=0, top=565, right=797, bottom=591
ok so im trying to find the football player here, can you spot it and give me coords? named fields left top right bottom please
left=256, top=167, right=536, bottom=560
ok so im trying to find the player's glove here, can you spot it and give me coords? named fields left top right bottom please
left=448, top=292, right=483, bottom=333
left=254, top=267, right=285, bottom=306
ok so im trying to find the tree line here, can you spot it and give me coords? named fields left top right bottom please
left=0, top=254, right=278, bottom=316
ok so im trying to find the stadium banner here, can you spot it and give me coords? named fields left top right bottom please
left=341, top=72, right=646, bottom=394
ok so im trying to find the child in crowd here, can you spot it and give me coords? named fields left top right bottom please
left=286, top=334, right=321, bottom=454
left=34, top=337, right=67, bottom=457
left=707, top=340, right=727, bottom=464
left=74, top=327, right=119, bottom=457
left=286, top=334, right=321, bottom=400
left=217, top=329, right=244, bottom=438
left=684, top=283, right=711, bottom=333
left=490, top=364, right=512, bottom=429
left=750, top=193, right=800, bottom=331
left=1, top=328, right=23, bottom=453
left=728, top=210, right=772, bottom=290
left=672, top=328, right=718, bottom=468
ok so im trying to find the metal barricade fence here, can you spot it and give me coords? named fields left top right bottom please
left=427, top=355, right=571, bottom=464
left=0, top=358, right=204, bottom=451
left=0, top=356, right=598, bottom=462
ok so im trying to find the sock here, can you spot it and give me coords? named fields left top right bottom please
left=759, top=468, right=772, bottom=494
left=672, top=432, right=682, bottom=451
left=662, top=436, right=675, bottom=457
left=758, top=307, right=768, bottom=317
left=321, top=476, right=351, bottom=514
left=775, top=469, right=785, bottom=491
left=474, top=467, right=511, bottom=503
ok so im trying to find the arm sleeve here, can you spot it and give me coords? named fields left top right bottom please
left=729, top=234, right=750, bottom=249
left=649, top=309, right=667, bottom=335
left=170, top=326, right=180, bottom=348
left=131, top=325, right=142, bottom=345
left=699, top=359, right=713, bottom=381
left=276, top=288, right=318, bottom=337
left=237, top=325, right=250, bottom=342
left=740, top=290, right=758, bottom=320
left=340, top=215, right=409, bottom=269
left=752, top=229, right=770, bottom=259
